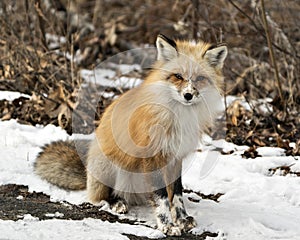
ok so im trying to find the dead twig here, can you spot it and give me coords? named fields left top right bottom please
left=227, top=0, right=300, bottom=59
left=260, top=0, right=284, bottom=108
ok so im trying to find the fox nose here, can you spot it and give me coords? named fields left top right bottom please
left=184, top=93, right=193, bottom=101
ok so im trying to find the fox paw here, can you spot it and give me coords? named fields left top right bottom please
left=111, top=199, right=128, bottom=214
left=176, top=216, right=197, bottom=232
left=158, top=223, right=181, bottom=236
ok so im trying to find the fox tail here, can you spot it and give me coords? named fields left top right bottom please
left=34, top=140, right=89, bottom=190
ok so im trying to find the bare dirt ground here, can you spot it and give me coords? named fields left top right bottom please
left=0, top=184, right=220, bottom=239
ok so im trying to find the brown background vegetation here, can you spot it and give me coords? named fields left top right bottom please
left=0, top=0, right=299, bottom=153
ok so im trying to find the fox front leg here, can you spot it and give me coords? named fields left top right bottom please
left=151, top=172, right=181, bottom=236
left=171, top=176, right=197, bottom=232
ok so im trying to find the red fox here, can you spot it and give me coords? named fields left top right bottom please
left=35, top=34, right=227, bottom=236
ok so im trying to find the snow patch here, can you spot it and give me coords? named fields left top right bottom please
left=81, top=68, right=142, bottom=89
left=0, top=91, right=30, bottom=101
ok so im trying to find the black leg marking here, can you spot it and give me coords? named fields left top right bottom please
left=171, top=177, right=197, bottom=232
left=174, top=175, right=183, bottom=195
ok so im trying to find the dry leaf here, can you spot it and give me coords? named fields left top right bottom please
left=231, top=115, right=238, bottom=126
left=58, top=104, right=71, bottom=129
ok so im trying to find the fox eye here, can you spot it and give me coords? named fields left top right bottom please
left=174, top=73, right=183, bottom=80
left=196, top=76, right=205, bottom=81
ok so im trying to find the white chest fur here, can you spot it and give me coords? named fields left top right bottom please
left=161, top=103, right=203, bottom=160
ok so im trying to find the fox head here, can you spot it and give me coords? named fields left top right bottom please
left=152, top=34, right=227, bottom=106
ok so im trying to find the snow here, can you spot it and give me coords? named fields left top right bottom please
left=0, top=217, right=163, bottom=240
left=44, top=212, right=64, bottom=218
left=45, top=33, right=67, bottom=50
left=81, top=67, right=143, bottom=89
left=0, top=90, right=30, bottom=101
left=183, top=151, right=300, bottom=239
left=1, top=89, right=300, bottom=239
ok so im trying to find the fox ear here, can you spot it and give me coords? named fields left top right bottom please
left=156, top=34, right=178, bottom=61
left=204, top=45, right=228, bottom=68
